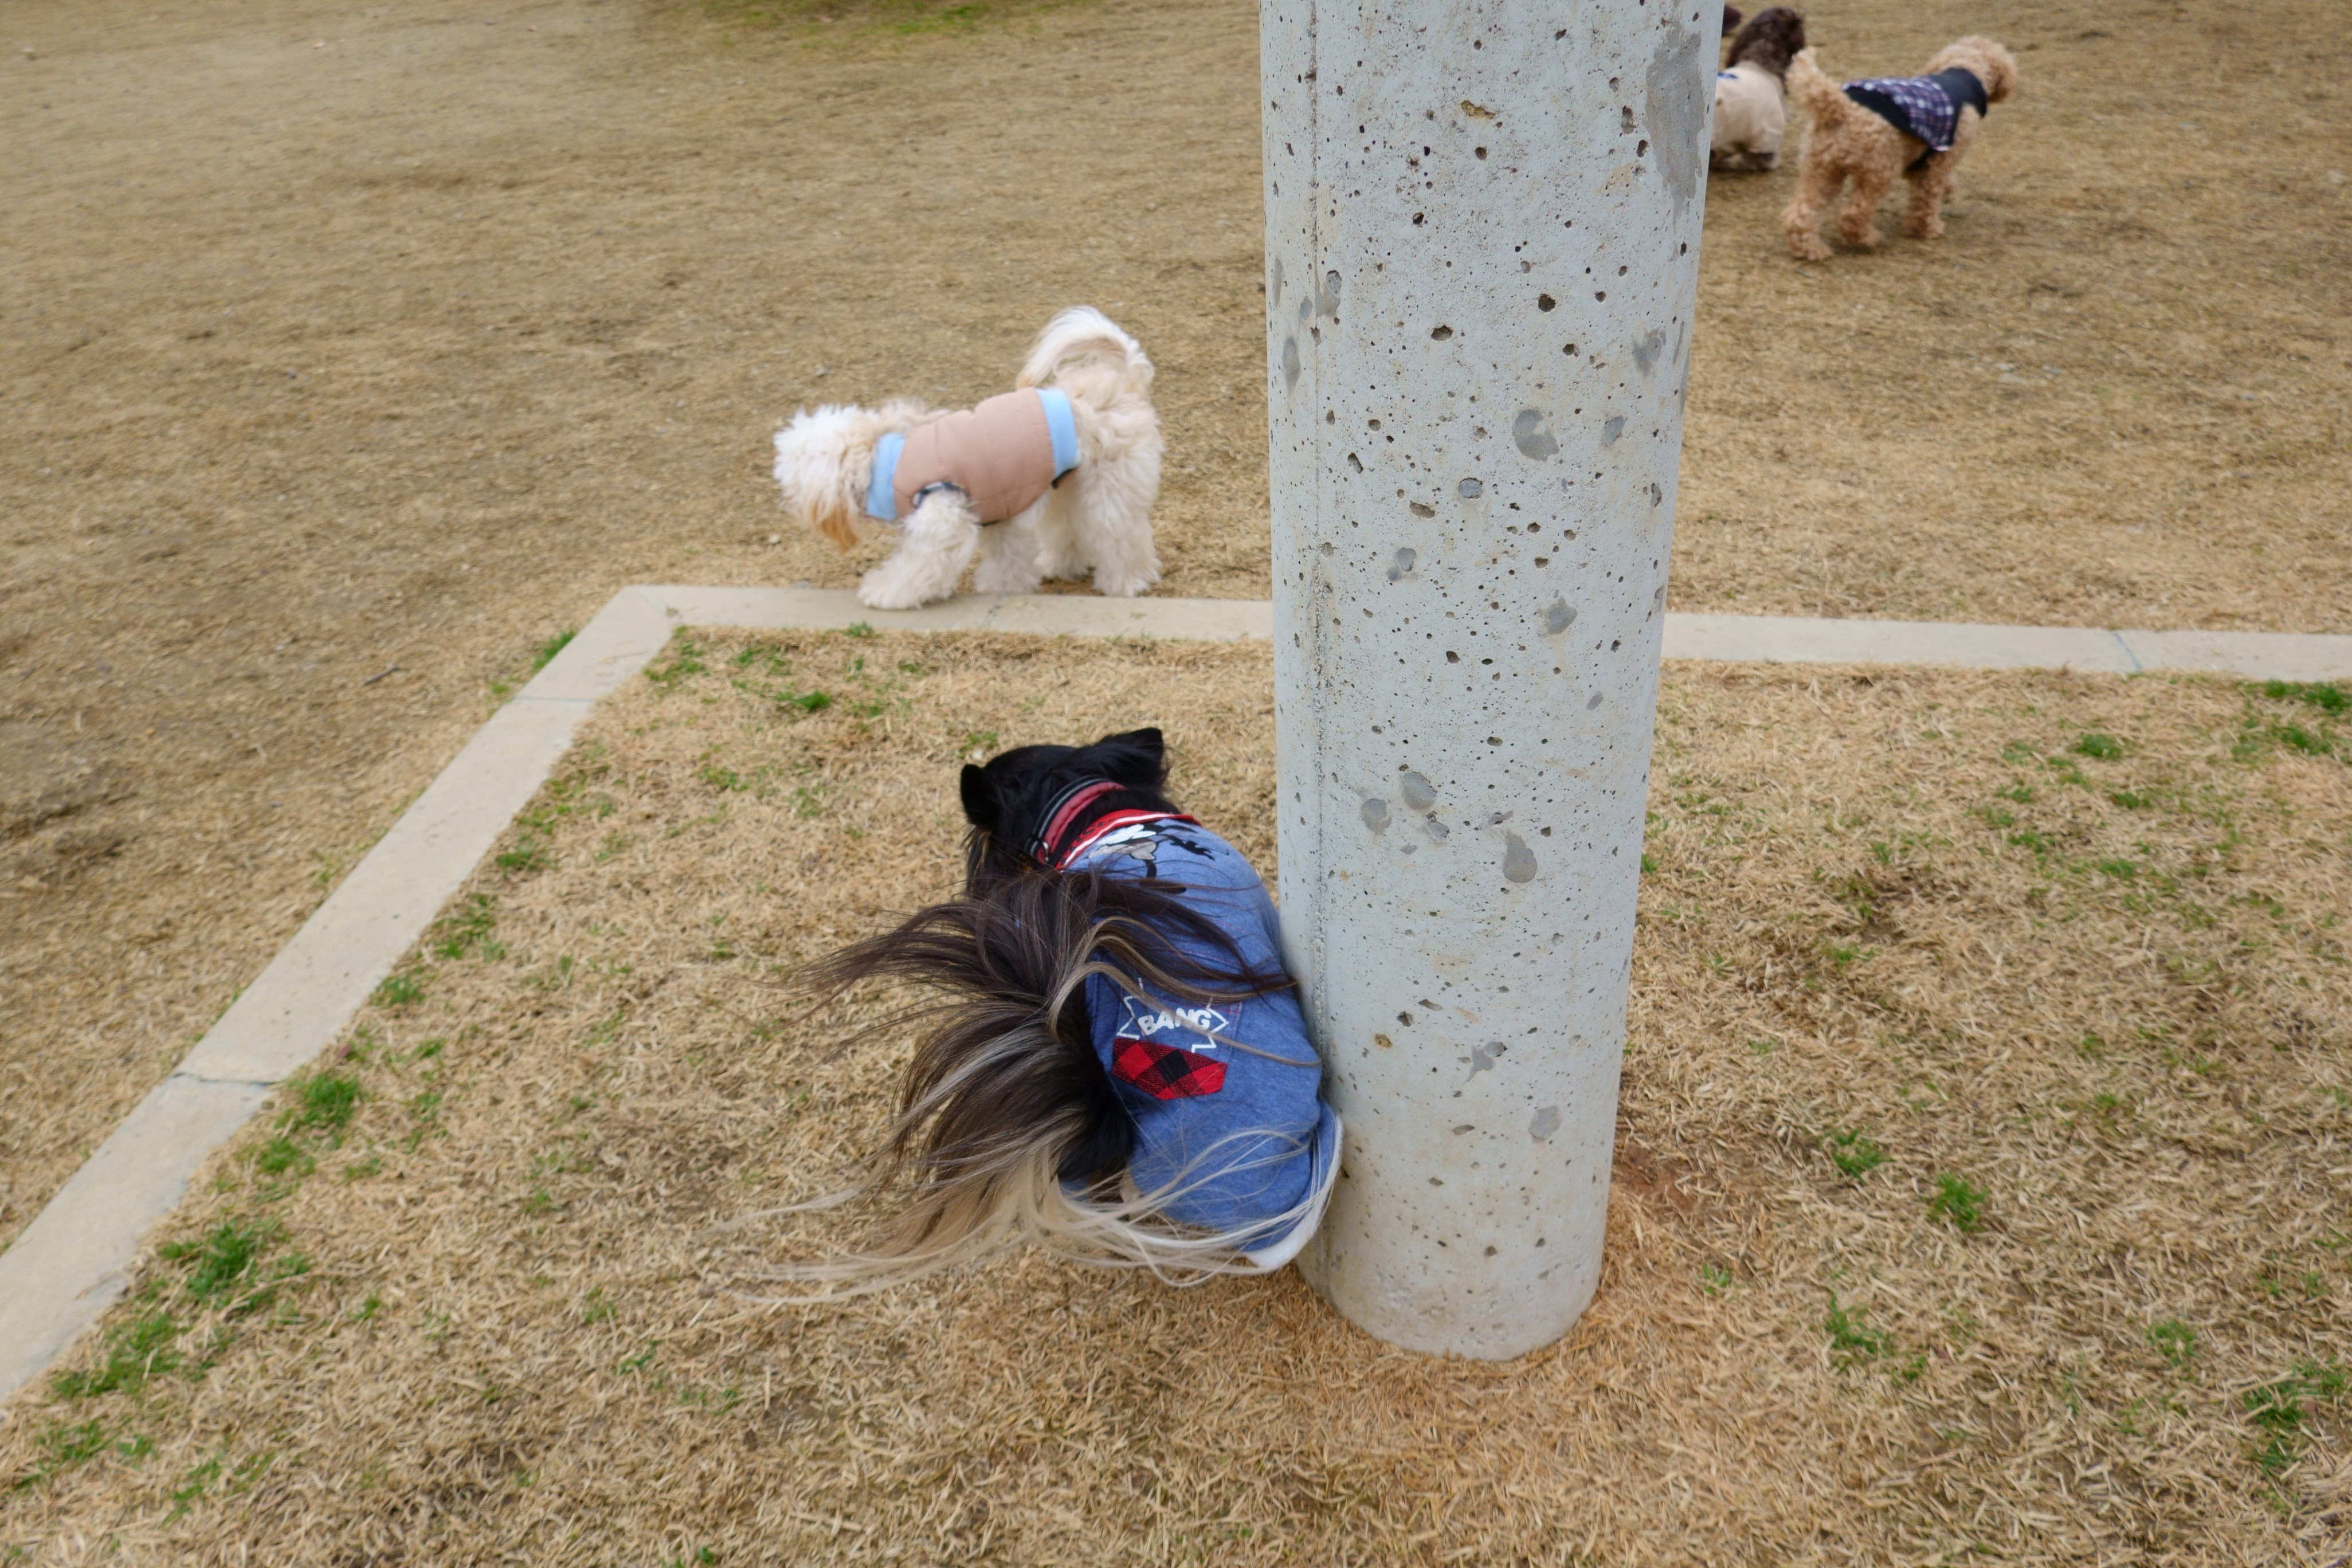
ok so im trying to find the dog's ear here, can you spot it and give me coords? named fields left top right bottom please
left=1095, top=727, right=1166, bottom=789
left=960, top=763, right=1000, bottom=829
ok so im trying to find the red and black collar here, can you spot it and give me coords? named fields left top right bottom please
left=1033, top=779, right=1194, bottom=869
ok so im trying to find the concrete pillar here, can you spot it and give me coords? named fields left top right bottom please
left=1263, top=0, right=1717, bottom=1358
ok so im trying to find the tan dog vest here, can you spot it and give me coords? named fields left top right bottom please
left=869, top=388, right=1077, bottom=526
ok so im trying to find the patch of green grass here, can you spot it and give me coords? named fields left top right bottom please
left=2273, top=722, right=2333, bottom=756
left=2148, top=1318, right=2197, bottom=1368
left=2245, top=1359, right=2347, bottom=1474
left=18, top=1417, right=117, bottom=1485
left=1824, top=1130, right=1885, bottom=1179
left=897, top=0, right=985, bottom=29
left=285, top=1072, right=362, bottom=1137
left=430, top=894, right=504, bottom=961
left=2072, top=732, right=2124, bottom=760
left=496, top=834, right=555, bottom=874
left=842, top=622, right=876, bottom=639
left=1824, top=1293, right=1888, bottom=1368
left=251, top=1135, right=313, bottom=1180
left=1997, top=783, right=2035, bottom=803
left=159, top=1220, right=302, bottom=1314
left=2263, top=679, right=2347, bottom=715
left=961, top=730, right=1001, bottom=760
left=1927, top=1173, right=1989, bottom=1233
left=371, top=971, right=426, bottom=1008
left=581, top=1287, right=617, bottom=1325
left=645, top=636, right=707, bottom=691
left=50, top=1311, right=182, bottom=1400
left=2109, top=788, right=2152, bottom=809
left=533, top=629, right=577, bottom=671
left=2096, top=857, right=2139, bottom=880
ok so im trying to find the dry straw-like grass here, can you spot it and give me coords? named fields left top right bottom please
left=4, top=633, right=2347, bottom=1565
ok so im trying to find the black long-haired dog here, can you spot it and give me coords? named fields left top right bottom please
left=788, top=728, right=1341, bottom=1292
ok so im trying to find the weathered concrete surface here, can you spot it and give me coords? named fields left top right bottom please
left=1265, top=0, right=1723, bottom=1356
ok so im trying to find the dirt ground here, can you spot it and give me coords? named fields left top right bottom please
left=0, top=0, right=2345, bottom=1428
left=2, top=633, right=2345, bottom=1562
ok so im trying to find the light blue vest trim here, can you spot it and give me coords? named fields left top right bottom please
left=1038, top=387, right=1080, bottom=479
left=864, top=431, right=906, bottom=522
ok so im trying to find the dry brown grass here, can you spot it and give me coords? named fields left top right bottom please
left=6, top=0, right=2347, bottom=1255
left=5, top=633, right=2346, bottom=1563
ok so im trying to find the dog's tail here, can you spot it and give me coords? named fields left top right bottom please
left=1783, top=47, right=1855, bottom=134
left=765, top=867, right=1299, bottom=1298
left=1017, top=305, right=1154, bottom=396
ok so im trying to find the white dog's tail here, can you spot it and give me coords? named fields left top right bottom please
left=1018, top=306, right=1154, bottom=395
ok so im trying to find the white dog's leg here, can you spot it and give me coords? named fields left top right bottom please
left=1029, top=484, right=1089, bottom=582
left=858, top=492, right=979, bottom=609
left=1072, top=468, right=1162, bottom=599
left=971, top=511, right=1045, bottom=595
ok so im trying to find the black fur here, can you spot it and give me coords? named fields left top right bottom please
left=959, top=726, right=1174, bottom=887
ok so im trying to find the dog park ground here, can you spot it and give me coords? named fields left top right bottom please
left=5, top=632, right=2350, bottom=1561
left=1, top=0, right=2347, bottom=1558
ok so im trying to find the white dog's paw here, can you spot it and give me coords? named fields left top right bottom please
left=970, top=556, right=1043, bottom=596
left=1092, top=570, right=1159, bottom=599
left=857, top=568, right=943, bottom=611
left=1037, top=547, right=1090, bottom=581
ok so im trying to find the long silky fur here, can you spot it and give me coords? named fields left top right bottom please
left=766, top=865, right=1312, bottom=1299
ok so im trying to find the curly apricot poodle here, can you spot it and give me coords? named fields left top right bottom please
left=1780, top=36, right=2018, bottom=261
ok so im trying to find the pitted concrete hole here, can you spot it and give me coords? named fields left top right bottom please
left=1409, top=501, right=1435, bottom=518
left=1530, top=1105, right=1562, bottom=1142
left=1537, top=293, right=1556, bottom=312
left=1386, top=547, right=1417, bottom=582
left=1542, top=597, right=1576, bottom=635
left=1602, top=414, right=1626, bottom=445
left=1361, top=797, right=1390, bottom=832
left=1512, top=409, right=1558, bottom=459
left=1503, top=832, right=1538, bottom=883
left=1398, top=771, right=1436, bottom=810
left=1457, top=477, right=1483, bottom=499
left=1586, top=691, right=1604, bottom=711
left=1631, top=328, right=1667, bottom=375
left=1429, top=324, right=1452, bottom=340
left=1282, top=336, right=1301, bottom=390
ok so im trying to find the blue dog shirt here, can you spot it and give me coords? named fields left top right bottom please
left=1048, top=792, right=1340, bottom=1268
left=1843, top=67, right=1988, bottom=155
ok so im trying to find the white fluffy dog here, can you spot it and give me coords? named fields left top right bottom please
left=773, top=308, right=1163, bottom=610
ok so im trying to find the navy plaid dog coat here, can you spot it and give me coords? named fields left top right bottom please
left=1843, top=67, right=1989, bottom=159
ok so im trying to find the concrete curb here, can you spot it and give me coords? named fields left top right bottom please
left=3, top=587, right=2345, bottom=1408
left=1662, top=613, right=2352, bottom=680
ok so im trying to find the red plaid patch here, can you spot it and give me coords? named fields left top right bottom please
left=1111, top=1036, right=1226, bottom=1100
